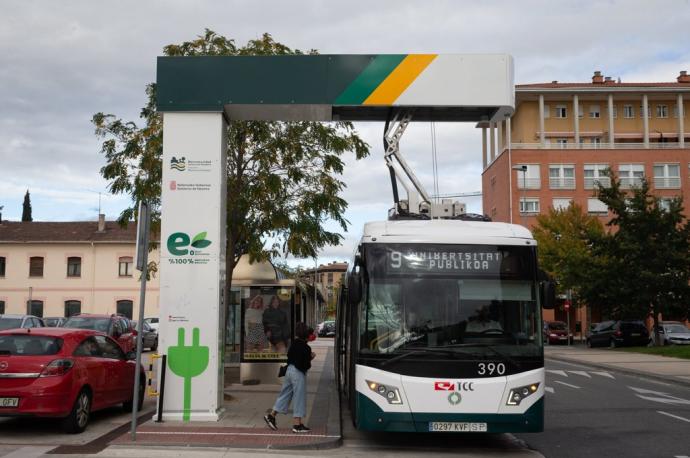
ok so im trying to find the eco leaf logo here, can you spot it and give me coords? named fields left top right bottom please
left=167, top=231, right=212, bottom=256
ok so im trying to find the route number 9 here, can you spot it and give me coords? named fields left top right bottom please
left=477, top=362, right=506, bottom=376
left=391, top=251, right=402, bottom=268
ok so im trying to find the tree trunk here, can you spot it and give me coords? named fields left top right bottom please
left=652, top=307, right=661, bottom=347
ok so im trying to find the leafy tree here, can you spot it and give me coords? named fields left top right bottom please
left=597, top=170, right=690, bottom=345
left=21, top=190, right=32, bottom=222
left=92, top=30, right=370, bottom=327
left=532, top=203, right=606, bottom=311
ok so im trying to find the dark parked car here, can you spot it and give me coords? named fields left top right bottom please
left=132, top=320, right=158, bottom=351
left=587, top=320, right=651, bottom=348
left=0, top=328, right=145, bottom=433
left=62, top=314, right=136, bottom=353
left=543, top=321, right=573, bottom=345
left=655, top=321, right=690, bottom=346
left=0, top=314, right=45, bottom=331
left=317, top=320, right=335, bottom=337
left=44, top=317, right=66, bottom=327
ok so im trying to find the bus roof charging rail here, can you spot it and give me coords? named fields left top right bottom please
left=384, top=110, right=466, bottom=220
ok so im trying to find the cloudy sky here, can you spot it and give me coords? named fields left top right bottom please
left=2, top=0, right=690, bottom=266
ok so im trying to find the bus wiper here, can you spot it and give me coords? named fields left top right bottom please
left=379, top=347, right=460, bottom=367
left=441, top=343, right=521, bottom=369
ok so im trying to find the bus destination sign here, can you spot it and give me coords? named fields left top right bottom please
left=388, top=248, right=504, bottom=274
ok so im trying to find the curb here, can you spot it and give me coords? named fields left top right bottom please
left=546, top=354, right=690, bottom=388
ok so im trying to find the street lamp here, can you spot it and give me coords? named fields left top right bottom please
left=512, top=165, right=527, bottom=225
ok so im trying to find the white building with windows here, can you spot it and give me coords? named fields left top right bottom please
left=0, top=215, right=159, bottom=320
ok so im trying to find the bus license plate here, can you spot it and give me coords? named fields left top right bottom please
left=429, top=422, right=487, bottom=432
left=0, top=398, right=19, bottom=408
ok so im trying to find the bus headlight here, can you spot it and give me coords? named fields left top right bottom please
left=366, top=379, right=403, bottom=405
left=506, top=383, right=539, bottom=406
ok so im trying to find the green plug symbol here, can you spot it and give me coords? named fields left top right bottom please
left=168, top=327, right=209, bottom=421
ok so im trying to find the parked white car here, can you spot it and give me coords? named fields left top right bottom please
left=143, top=317, right=159, bottom=332
left=656, top=322, right=690, bottom=345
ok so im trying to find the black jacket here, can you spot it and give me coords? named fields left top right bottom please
left=287, top=339, right=312, bottom=374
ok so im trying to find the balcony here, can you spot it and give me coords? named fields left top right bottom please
left=620, top=177, right=645, bottom=189
left=510, top=142, right=688, bottom=150
left=654, top=177, right=681, bottom=189
left=549, top=177, right=576, bottom=189
left=584, top=177, right=611, bottom=189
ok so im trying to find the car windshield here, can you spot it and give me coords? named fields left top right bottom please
left=664, top=324, right=690, bottom=334
left=548, top=322, right=566, bottom=330
left=360, top=243, right=541, bottom=358
left=63, top=317, right=111, bottom=333
left=0, top=318, right=23, bottom=331
left=0, top=335, right=63, bottom=355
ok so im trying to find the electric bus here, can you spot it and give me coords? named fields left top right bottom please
left=335, top=219, right=554, bottom=433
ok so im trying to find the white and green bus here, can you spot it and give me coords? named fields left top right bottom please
left=336, top=218, right=554, bottom=433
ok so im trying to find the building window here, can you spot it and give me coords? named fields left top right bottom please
left=623, top=105, right=634, bottom=118
left=64, top=300, right=81, bottom=317
left=327, top=272, right=333, bottom=284
left=29, top=257, right=44, bottom=277
left=0, top=256, right=5, bottom=277
left=619, top=164, right=645, bottom=188
left=659, top=198, right=673, bottom=212
left=515, top=164, right=541, bottom=189
left=556, top=138, right=568, bottom=149
left=587, top=198, right=608, bottom=215
left=589, top=105, right=601, bottom=118
left=653, top=163, right=680, bottom=189
left=656, top=105, right=669, bottom=119
left=119, top=257, right=133, bottom=277
left=639, top=105, right=651, bottom=119
left=519, top=198, right=540, bottom=214
left=116, top=300, right=134, bottom=320
left=543, top=105, right=550, bottom=119
left=584, top=164, right=611, bottom=189
left=552, top=198, right=572, bottom=210
left=578, top=104, right=584, bottom=119
left=592, top=137, right=602, bottom=147
left=67, top=257, right=81, bottom=277
left=0, top=300, right=4, bottom=314
left=555, top=105, right=567, bottom=118
left=27, top=300, right=44, bottom=318
left=549, top=165, right=575, bottom=189
left=673, top=104, right=683, bottom=118
left=608, top=105, right=617, bottom=119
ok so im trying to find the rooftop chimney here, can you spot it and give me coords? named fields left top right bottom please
left=551, top=80, right=558, bottom=84
left=97, top=214, right=105, bottom=232
left=592, top=71, right=604, bottom=84
left=604, top=76, right=615, bottom=84
left=678, top=71, right=690, bottom=83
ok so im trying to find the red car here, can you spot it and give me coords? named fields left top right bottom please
left=63, top=314, right=137, bottom=354
left=0, top=328, right=145, bottom=433
left=543, top=321, right=574, bottom=345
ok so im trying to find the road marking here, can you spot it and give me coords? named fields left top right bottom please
left=569, top=371, right=591, bottom=378
left=657, top=411, right=690, bottom=423
left=135, top=431, right=341, bottom=438
left=546, top=369, right=568, bottom=377
left=674, top=455, right=690, bottom=458
left=554, top=380, right=581, bottom=389
left=545, top=386, right=555, bottom=393
left=629, top=386, right=690, bottom=406
left=591, top=371, right=615, bottom=379
left=0, top=447, right=55, bottom=458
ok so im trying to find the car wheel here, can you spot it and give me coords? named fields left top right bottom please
left=62, top=389, right=91, bottom=434
left=609, top=338, right=617, bottom=348
left=123, top=380, right=145, bottom=412
left=151, top=338, right=158, bottom=352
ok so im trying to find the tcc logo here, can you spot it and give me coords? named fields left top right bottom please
left=434, top=381, right=475, bottom=391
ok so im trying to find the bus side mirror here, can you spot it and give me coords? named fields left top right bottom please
left=541, top=281, right=556, bottom=309
left=348, top=273, right=362, bottom=304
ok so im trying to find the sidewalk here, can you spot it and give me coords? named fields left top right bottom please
left=545, top=344, right=690, bottom=386
left=107, top=339, right=340, bottom=451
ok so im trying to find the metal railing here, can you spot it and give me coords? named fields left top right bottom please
left=584, top=177, right=611, bottom=189
left=620, top=177, right=645, bottom=188
left=549, top=177, right=576, bottom=189
left=653, top=177, right=681, bottom=189
left=510, top=142, right=687, bottom=150
left=516, top=178, right=541, bottom=189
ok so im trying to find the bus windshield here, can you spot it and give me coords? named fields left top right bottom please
left=360, top=243, right=541, bottom=357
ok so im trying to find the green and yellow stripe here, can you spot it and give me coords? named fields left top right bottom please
left=335, top=54, right=437, bottom=106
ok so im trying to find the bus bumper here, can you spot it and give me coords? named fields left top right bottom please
left=356, top=393, right=544, bottom=433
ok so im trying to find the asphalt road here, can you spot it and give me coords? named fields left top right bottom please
left=516, top=357, right=690, bottom=458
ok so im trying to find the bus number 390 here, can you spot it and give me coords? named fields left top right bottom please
left=477, top=363, right=506, bottom=376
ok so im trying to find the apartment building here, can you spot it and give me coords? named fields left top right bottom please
left=481, top=70, right=690, bottom=226
left=301, top=262, right=348, bottom=318
left=0, top=216, right=160, bottom=320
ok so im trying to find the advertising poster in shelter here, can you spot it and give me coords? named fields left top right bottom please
left=242, top=286, right=293, bottom=361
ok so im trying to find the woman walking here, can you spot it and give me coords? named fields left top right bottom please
left=264, top=322, right=315, bottom=433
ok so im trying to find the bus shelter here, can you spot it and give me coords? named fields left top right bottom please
left=155, top=54, right=514, bottom=421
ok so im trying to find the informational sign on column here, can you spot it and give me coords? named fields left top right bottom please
left=158, top=112, right=227, bottom=421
